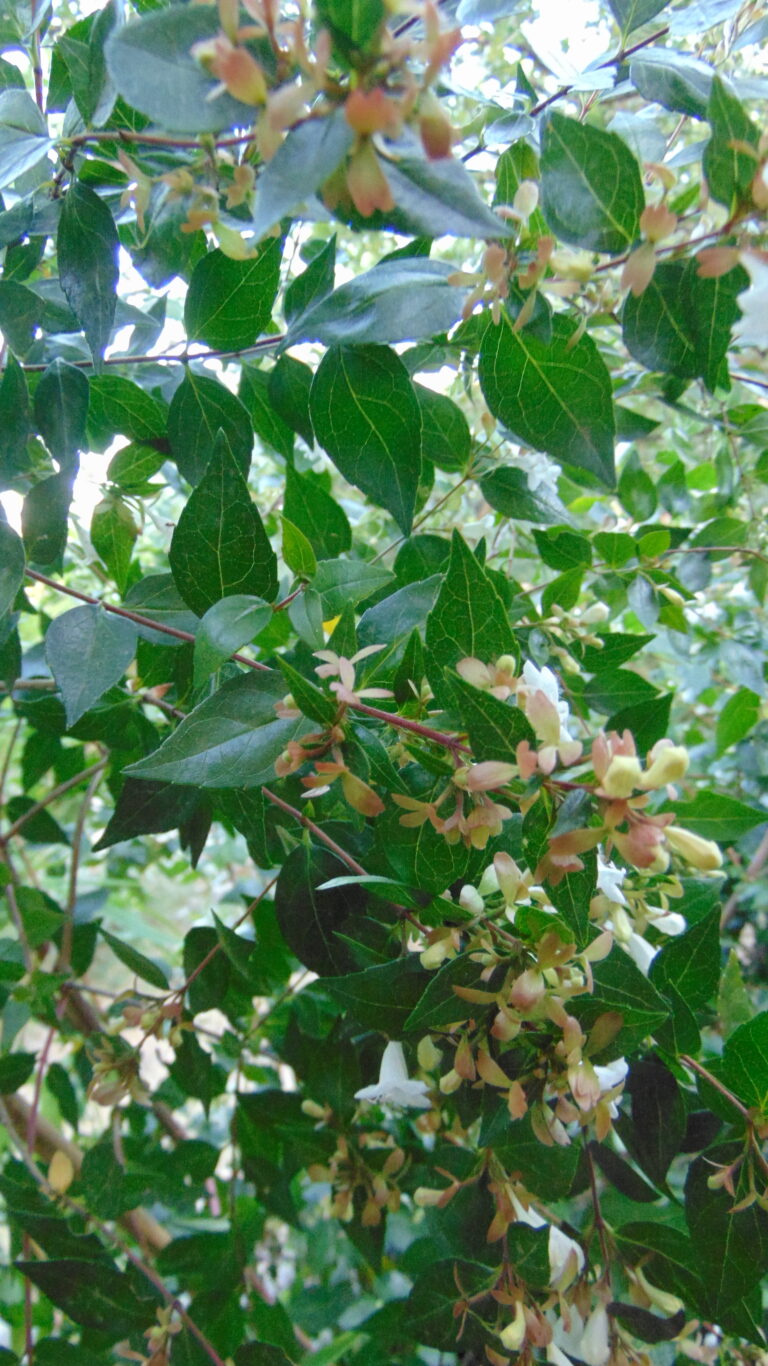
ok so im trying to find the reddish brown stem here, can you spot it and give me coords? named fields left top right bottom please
left=262, top=788, right=367, bottom=873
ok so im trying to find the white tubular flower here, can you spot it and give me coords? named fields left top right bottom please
left=511, top=1194, right=584, bottom=1288
left=594, top=1058, right=628, bottom=1092
left=354, top=1041, right=431, bottom=1111
left=596, top=853, right=628, bottom=906
left=522, top=661, right=577, bottom=742
left=580, top=1305, right=611, bottom=1366
left=624, top=932, right=657, bottom=975
left=646, top=907, right=686, bottom=936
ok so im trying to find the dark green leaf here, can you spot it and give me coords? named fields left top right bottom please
left=275, top=656, right=337, bottom=726
left=425, top=530, right=515, bottom=705
left=16, top=1259, right=156, bottom=1337
left=624, top=1055, right=686, bottom=1185
left=650, top=908, right=721, bottom=1010
left=0, top=520, right=24, bottom=618
left=0, top=357, right=31, bottom=485
left=0, top=281, right=41, bottom=358
left=45, top=605, right=136, bottom=728
left=608, top=1304, right=685, bottom=1344
left=0, top=1051, right=35, bottom=1091
left=630, top=48, right=714, bottom=120
left=268, top=354, right=314, bottom=447
left=239, top=366, right=294, bottom=462
left=33, top=360, right=89, bottom=473
left=310, top=344, right=422, bottom=534
left=283, top=236, right=336, bottom=326
left=449, top=670, right=533, bottom=762
left=169, top=430, right=278, bottom=615
left=668, top=790, right=764, bottom=841
left=716, top=685, right=760, bottom=754
left=718, top=1011, right=768, bottom=1112
left=622, top=262, right=698, bottom=378
left=125, top=672, right=312, bottom=788
left=93, top=778, right=200, bottom=850
left=607, top=692, right=672, bottom=753
left=185, top=241, right=281, bottom=351
left=415, top=383, right=471, bottom=472
left=275, top=845, right=366, bottom=976
left=481, top=466, right=573, bottom=526
left=100, top=927, right=169, bottom=990
left=168, top=370, right=254, bottom=485
left=703, top=76, right=759, bottom=209
left=325, top=957, right=428, bottom=1035
left=283, top=465, right=351, bottom=559
left=87, top=375, right=167, bottom=449
left=541, top=112, right=643, bottom=253
left=685, top=1142, right=768, bottom=1335
left=90, top=497, right=138, bottom=593
left=286, top=258, right=468, bottom=348
left=57, top=180, right=118, bottom=369
left=479, top=312, right=616, bottom=488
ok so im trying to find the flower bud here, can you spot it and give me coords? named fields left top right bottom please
left=640, top=742, right=689, bottom=789
left=48, top=1150, right=75, bottom=1195
left=581, top=1305, right=611, bottom=1366
left=665, top=825, right=723, bottom=870
left=635, top=1267, right=684, bottom=1316
left=413, top=1185, right=448, bottom=1207
left=601, top=755, right=643, bottom=798
left=459, top=884, right=484, bottom=915
left=499, top=1300, right=527, bottom=1352
left=417, top=1035, right=442, bottom=1071
left=439, top=1067, right=462, bottom=1094
left=509, top=968, right=545, bottom=1011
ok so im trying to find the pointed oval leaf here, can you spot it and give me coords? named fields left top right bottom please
left=541, top=112, right=644, bottom=253
left=479, top=312, right=616, bottom=488
left=169, top=431, right=278, bottom=616
left=168, top=370, right=253, bottom=485
left=125, top=672, right=312, bottom=788
left=184, top=241, right=282, bottom=352
left=33, top=360, right=89, bottom=472
left=251, top=110, right=354, bottom=241
left=310, top=343, right=422, bottom=534
left=0, top=519, right=24, bottom=618
left=286, top=258, right=467, bottom=347
left=57, top=180, right=118, bottom=369
left=45, top=604, right=137, bottom=727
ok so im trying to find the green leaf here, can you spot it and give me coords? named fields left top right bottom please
left=0, top=357, right=31, bottom=485
left=718, top=1011, right=768, bottom=1112
left=168, top=370, right=254, bottom=485
left=548, top=852, right=596, bottom=948
left=0, top=90, right=51, bottom=189
left=21, top=472, right=72, bottom=567
left=87, top=375, right=167, bottom=449
left=490, top=1110, right=580, bottom=1199
left=479, top=313, right=616, bottom=488
left=281, top=517, right=317, bottom=580
left=310, top=344, right=422, bottom=534
left=623, top=1055, right=686, bottom=1186
left=99, top=926, right=169, bottom=990
left=16, top=1259, right=157, bottom=1338
left=373, top=803, right=473, bottom=896
left=380, top=153, right=512, bottom=241
left=124, top=573, right=199, bottom=644
left=415, top=383, right=471, bottom=472
left=125, top=673, right=312, bottom=789
left=184, top=241, right=282, bottom=351
left=324, top=957, right=428, bottom=1035
left=315, top=0, right=385, bottom=54
left=287, top=259, right=468, bottom=348
left=403, top=1260, right=495, bottom=1355
left=169, top=430, right=278, bottom=616
left=239, top=366, right=294, bottom=462
left=90, top=497, right=138, bottom=593
left=283, top=465, right=351, bottom=559
left=449, top=670, right=533, bottom=763
left=57, top=180, right=119, bottom=370
left=685, top=1142, right=768, bottom=1336
left=607, top=692, right=672, bottom=754
left=275, top=845, right=367, bottom=976
left=622, top=261, right=698, bottom=378
left=718, top=948, right=753, bottom=1038
left=0, top=1051, right=36, bottom=1091
left=608, top=0, right=669, bottom=34
left=193, top=595, right=272, bottom=688
left=268, top=354, right=314, bottom=447
left=572, top=946, right=670, bottom=1040
left=425, top=531, right=514, bottom=705
left=649, top=908, right=721, bottom=1011
left=45, top=605, right=137, bottom=728
left=283, top=236, right=336, bottom=326
left=583, top=668, right=659, bottom=714
left=616, top=1223, right=706, bottom=1307
left=33, top=360, right=89, bottom=473
left=0, top=281, right=41, bottom=358
left=703, top=76, right=759, bottom=209
left=685, top=259, right=749, bottom=392
left=275, top=655, right=337, bottom=726
left=105, top=5, right=264, bottom=134
left=251, top=111, right=354, bottom=241
left=480, top=466, right=573, bottom=526
left=93, top=778, right=200, bottom=850
left=629, top=48, right=713, bottom=119
left=106, top=444, right=165, bottom=493
left=668, top=791, right=765, bottom=841
left=540, top=112, right=644, bottom=253
left=0, top=519, right=24, bottom=618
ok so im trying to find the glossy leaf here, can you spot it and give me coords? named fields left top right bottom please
left=45, top=605, right=137, bottom=728
left=251, top=110, right=354, bottom=241
left=479, top=312, right=616, bottom=488
left=310, top=344, right=423, bottom=534
left=185, top=241, right=282, bottom=351
left=169, top=431, right=278, bottom=615
left=168, top=370, right=254, bottom=485
left=125, top=673, right=312, bottom=788
left=33, top=360, right=89, bottom=473
left=286, top=258, right=468, bottom=348
left=540, top=112, right=644, bottom=253
left=57, top=180, right=119, bottom=370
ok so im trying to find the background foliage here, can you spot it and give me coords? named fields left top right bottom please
left=0, top=0, right=767, bottom=1364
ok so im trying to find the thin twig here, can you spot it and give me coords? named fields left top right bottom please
left=59, top=764, right=107, bottom=971
left=19, top=335, right=284, bottom=374
left=529, top=25, right=670, bottom=116
left=262, top=788, right=367, bottom=873
left=0, top=758, right=108, bottom=846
